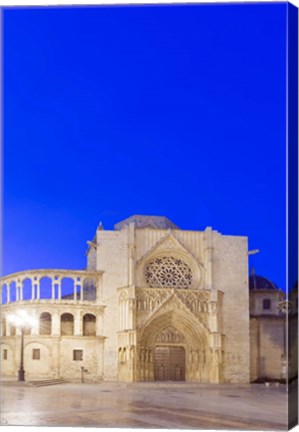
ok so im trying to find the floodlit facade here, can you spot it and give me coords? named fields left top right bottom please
left=0, top=215, right=291, bottom=383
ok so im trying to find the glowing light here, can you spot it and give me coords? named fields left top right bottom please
left=6, top=310, right=38, bottom=329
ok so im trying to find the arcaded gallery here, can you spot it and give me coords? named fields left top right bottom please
left=0, top=215, right=296, bottom=383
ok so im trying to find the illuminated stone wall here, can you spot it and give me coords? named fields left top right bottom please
left=0, top=215, right=287, bottom=383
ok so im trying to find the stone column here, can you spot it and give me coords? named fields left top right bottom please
left=81, top=282, right=84, bottom=302
left=124, top=300, right=128, bottom=329
left=31, top=283, right=35, bottom=301
left=123, top=299, right=127, bottom=330
left=57, top=282, right=61, bottom=300
left=128, top=298, right=134, bottom=329
left=7, top=284, right=10, bottom=303
left=52, top=280, right=55, bottom=300
left=208, top=301, right=218, bottom=332
left=52, top=312, right=61, bottom=336
left=19, top=282, right=23, bottom=301
left=121, top=299, right=124, bottom=331
left=78, top=283, right=83, bottom=302
left=37, top=280, right=40, bottom=301
left=31, top=319, right=39, bottom=336
left=96, top=313, right=100, bottom=336
left=74, top=310, right=82, bottom=336
left=120, top=300, right=123, bottom=330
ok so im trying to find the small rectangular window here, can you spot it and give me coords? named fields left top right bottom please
left=73, top=350, right=83, bottom=361
left=263, top=299, right=271, bottom=310
left=32, top=349, right=40, bottom=360
left=3, top=349, right=7, bottom=360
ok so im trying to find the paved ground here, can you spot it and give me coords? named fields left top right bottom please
left=0, top=380, right=291, bottom=430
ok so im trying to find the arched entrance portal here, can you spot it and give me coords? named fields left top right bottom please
left=154, top=346, right=185, bottom=381
left=137, top=309, right=217, bottom=382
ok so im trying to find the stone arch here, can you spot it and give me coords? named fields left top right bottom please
left=39, top=277, right=52, bottom=300
left=118, top=347, right=122, bottom=363
left=9, top=281, right=17, bottom=302
left=60, top=313, right=74, bottom=336
left=24, top=339, right=51, bottom=353
left=24, top=341, right=52, bottom=378
left=140, top=309, right=208, bottom=348
left=1, top=283, right=8, bottom=304
left=61, top=277, right=75, bottom=299
left=137, top=309, right=211, bottom=382
left=39, top=312, right=52, bottom=335
left=83, top=313, right=96, bottom=336
left=22, top=278, right=33, bottom=301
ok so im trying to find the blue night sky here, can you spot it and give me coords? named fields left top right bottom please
left=3, top=3, right=287, bottom=289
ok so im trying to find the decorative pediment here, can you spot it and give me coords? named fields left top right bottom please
left=137, top=292, right=210, bottom=346
left=136, top=232, right=204, bottom=290
left=142, top=291, right=209, bottom=330
left=137, top=232, right=198, bottom=266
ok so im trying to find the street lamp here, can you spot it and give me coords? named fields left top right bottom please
left=6, top=310, right=38, bottom=381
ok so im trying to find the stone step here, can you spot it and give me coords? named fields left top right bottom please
left=28, top=378, right=68, bottom=387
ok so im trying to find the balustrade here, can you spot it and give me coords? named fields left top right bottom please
left=0, top=269, right=103, bottom=305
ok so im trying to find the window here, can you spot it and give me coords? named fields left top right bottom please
left=263, top=299, right=271, bottom=310
left=144, top=256, right=193, bottom=289
left=39, top=312, right=52, bottom=335
left=61, top=313, right=74, bottom=336
left=83, top=314, right=96, bottom=336
left=73, top=350, right=83, bottom=361
left=3, top=349, right=7, bottom=360
left=32, top=349, right=40, bottom=360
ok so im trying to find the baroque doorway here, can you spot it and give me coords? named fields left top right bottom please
left=154, top=346, right=185, bottom=381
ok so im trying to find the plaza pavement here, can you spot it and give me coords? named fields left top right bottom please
left=0, top=379, right=291, bottom=430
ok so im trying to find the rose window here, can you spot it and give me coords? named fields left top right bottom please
left=144, top=256, right=192, bottom=289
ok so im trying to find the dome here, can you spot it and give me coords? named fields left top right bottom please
left=114, top=215, right=180, bottom=230
left=249, top=274, right=279, bottom=291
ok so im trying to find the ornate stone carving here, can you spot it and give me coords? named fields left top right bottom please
left=144, top=256, right=192, bottom=289
left=136, top=288, right=212, bottom=329
left=155, top=326, right=185, bottom=343
left=136, top=288, right=171, bottom=312
left=175, top=290, right=210, bottom=316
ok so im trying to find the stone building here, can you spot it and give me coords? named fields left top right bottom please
left=0, top=215, right=292, bottom=383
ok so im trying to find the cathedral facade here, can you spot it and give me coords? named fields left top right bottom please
left=0, top=215, right=290, bottom=383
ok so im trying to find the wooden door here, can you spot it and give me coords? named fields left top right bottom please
left=154, top=346, right=185, bottom=381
